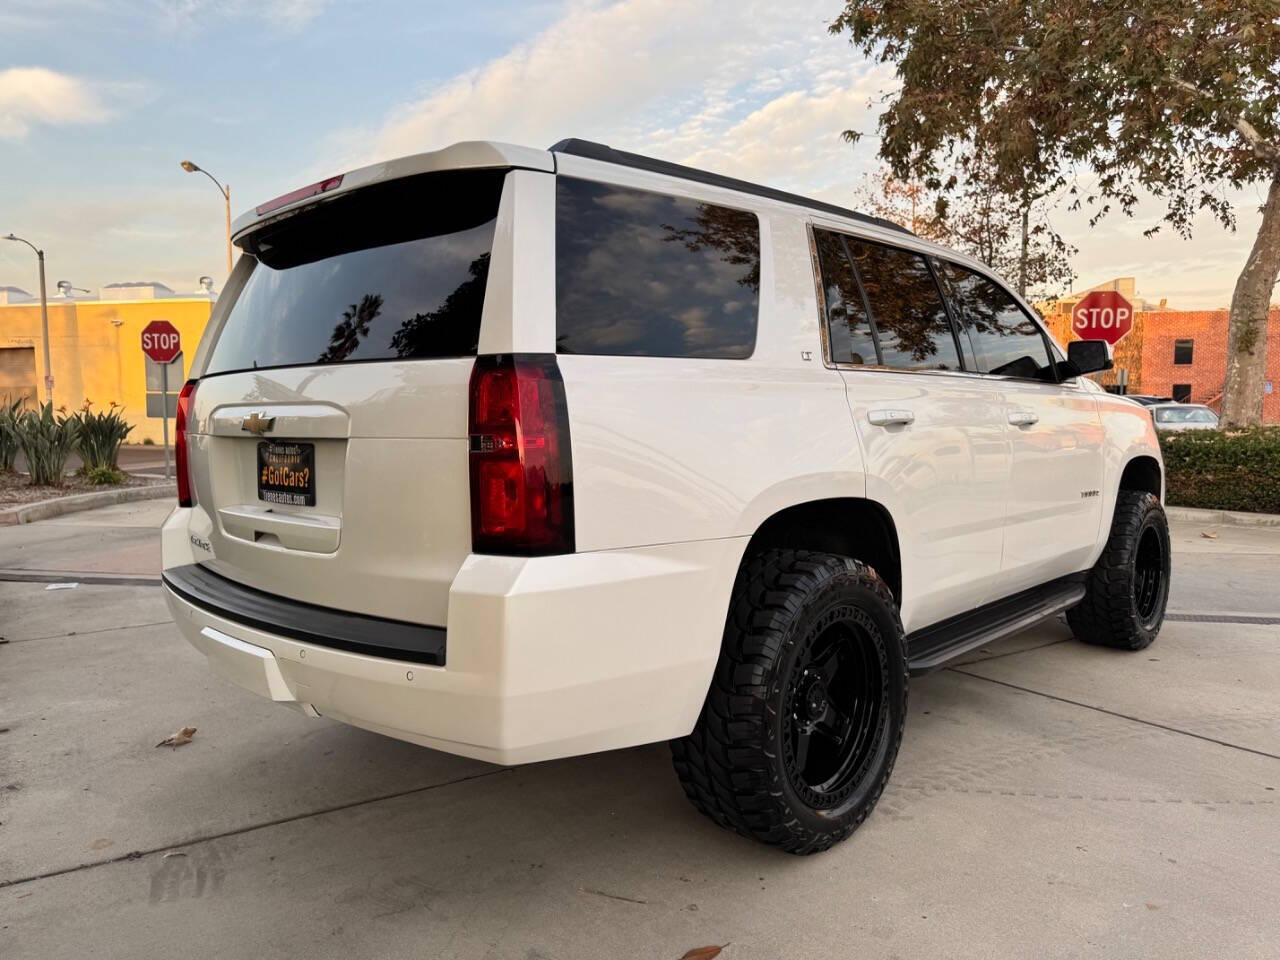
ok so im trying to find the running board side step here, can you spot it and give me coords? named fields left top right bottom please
left=905, top=577, right=1086, bottom=675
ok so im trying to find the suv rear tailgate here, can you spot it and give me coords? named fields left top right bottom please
left=184, top=168, right=506, bottom=628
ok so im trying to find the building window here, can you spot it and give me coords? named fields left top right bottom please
left=1173, top=339, right=1194, bottom=365
left=1172, top=383, right=1192, bottom=403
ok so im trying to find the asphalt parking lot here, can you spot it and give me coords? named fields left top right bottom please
left=2, top=503, right=1278, bottom=959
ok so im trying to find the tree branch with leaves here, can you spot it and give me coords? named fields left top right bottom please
left=831, top=0, right=1280, bottom=425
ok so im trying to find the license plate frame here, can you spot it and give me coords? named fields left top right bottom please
left=257, top=441, right=316, bottom=507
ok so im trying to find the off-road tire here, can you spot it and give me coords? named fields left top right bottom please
left=1067, top=490, right=1171, bottom=650
left=670, top=549, right=908, bottom=854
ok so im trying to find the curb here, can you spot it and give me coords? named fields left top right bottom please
left=1166, top=506, right=1280, bottom=528
left=0, top=483, right=176, bottom=526
left=0, top=568, right=161, bottom=587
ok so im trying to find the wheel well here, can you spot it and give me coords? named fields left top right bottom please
left=1119, top=456, right=1162, bottom=498
left=744, top=498, right=902, bottom=603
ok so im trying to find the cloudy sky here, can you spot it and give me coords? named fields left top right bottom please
left=0, top=0, right=1267, bottom=307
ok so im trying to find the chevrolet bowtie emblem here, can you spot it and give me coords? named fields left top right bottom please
left=241, top=412, right=276, bottom=435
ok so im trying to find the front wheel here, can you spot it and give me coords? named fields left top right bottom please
left=1067, top=490, right=1171, bottom=650
left=670, top=549, right=907, bottom=854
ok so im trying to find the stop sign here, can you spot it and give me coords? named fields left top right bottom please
left=141, top=320, right=182, bottom=364
left=1071, top=290, right=1134, bottom=346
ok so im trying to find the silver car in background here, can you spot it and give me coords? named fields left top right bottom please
left=1149, top=403, right=1220, bottom=431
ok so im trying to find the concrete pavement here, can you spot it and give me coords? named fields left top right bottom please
left=1, top=505, right=1277, bottom=959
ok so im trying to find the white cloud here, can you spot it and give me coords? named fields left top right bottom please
left=0, top=67, right=109, bottom=140
left=316, top=0, right=1262, bottom=309
left=330, top=0, right=887, bottom=198
left=151, top=0, right=328, bottom=29
left=0, top=0, right=327, bottom=31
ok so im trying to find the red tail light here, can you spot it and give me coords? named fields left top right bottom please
left=175, top=379, right=198, bottom=508
left=468, top=355, right=574, bottom=556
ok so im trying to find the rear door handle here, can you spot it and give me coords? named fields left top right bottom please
left=868, top=409, right=915, bottom=427
left=1008, top=410, right=1039, bottom=426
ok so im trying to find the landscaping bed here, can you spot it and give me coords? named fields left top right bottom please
left=1161, top=427, right=1280, bottom=514
left=0, top=470, right=156, bottom=507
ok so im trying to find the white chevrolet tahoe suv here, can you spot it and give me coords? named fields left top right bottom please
left=162, top=139, right=1171, bottom=854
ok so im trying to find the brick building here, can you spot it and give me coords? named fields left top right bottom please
left=1042, top=279, right=1280, bottom=424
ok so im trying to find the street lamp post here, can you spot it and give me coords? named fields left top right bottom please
left=180, top=160, right=232, bottom=276
left=4, top=233, right=53, bottom=406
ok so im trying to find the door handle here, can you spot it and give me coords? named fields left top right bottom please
left=868, top=409, right=915, bottom=427
left=1008, top=410, right=1039, bottom=426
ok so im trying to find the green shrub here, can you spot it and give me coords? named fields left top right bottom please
left=74, top=400, right=134, bottom=471
left=84, top=465, right=127, bottom=486
left=0, top=396, right=23, bottom=472
left=13, top=402, right=80, bottom=486
left=142, top=436, right=156, bottom=446
left=1159, top=427, right=1280, bottom=514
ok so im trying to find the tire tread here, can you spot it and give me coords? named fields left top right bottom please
left=670, top=549, right=906, bottom=854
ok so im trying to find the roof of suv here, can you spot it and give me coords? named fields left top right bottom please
left=231, top=138, right=912, bottom=243
left=549, top=139, right=912, bottom=236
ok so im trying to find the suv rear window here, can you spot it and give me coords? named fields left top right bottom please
left=205, top=169, right=504, bottom=376
left=555, top=177, right=760, bottom=358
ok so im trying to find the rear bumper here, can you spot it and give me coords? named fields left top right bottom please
left=163, top=564, right=446, bottom=665
left=162, top=509, right=746, bottom=765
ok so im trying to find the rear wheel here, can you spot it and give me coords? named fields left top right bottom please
left=671, top=549, right=907, bottom=854
left=1067, top=490, right=1171, bottom=650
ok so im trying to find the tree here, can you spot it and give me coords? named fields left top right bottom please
left=853, top=172, right=949, bottom=242
left=854, top=167, right=1076, bottom=299
left=831, top=1, right=1280, bottom=425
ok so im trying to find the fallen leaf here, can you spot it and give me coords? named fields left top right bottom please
left=1200, top=531, right=1219, bottom=539
left=155, top=726, right=197, bottom=748
left=680, top=946, right=728, bottom=960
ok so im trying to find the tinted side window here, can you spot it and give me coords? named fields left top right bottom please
left=813, top=229, right=878, bottom=365
left=555, top=178, right=759, bottom=358
left=848, top=239, right=960, bottom=370
left=939, top=262, right=1053, bottom=380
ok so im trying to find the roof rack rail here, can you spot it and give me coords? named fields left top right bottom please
left=548, top=138, right=913, bottom=237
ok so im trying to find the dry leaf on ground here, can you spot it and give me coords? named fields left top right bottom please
left=155, top=726, right=197, bottom=748
left=1201, top=531, right=1220, bottom=539
left=680, top=946, right=727, bottom=960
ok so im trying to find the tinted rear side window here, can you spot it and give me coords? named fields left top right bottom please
left=938, top=261, right=1053, bottom=380
left=555, top=177, right=759, bottom=358
left=206, top=169, right=504, bottom=376
left=848, top=238, right=960, bottom=371
left=813, top=229, right=878, bottom=365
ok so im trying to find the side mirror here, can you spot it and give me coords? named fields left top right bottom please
left=1066, top=339, right=1113, bottom=377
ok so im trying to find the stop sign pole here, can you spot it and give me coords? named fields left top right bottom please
left=141, top=320, right=182, bottom=480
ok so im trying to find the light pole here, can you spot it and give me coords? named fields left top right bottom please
left=180, top=160, right=232, bottom=276
left=4, top=233, right=53, bottom=406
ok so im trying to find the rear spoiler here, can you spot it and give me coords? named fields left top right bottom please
left=230, top=140, right=554, bottom=244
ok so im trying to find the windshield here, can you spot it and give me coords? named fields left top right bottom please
left=1155, top=406, right=1218, bottom=424
left=205, top=169, right=505, bottom=376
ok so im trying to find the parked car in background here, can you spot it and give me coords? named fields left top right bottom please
left=1149, top=403, right=1220, bottom=431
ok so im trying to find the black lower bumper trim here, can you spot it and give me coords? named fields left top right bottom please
left=162, top=563, right=446, bottom=666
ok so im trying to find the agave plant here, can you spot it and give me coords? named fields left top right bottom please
left=13, top=402, right=80, bottom=486
left=0, top=395, right=22, bottom=473
left=75, top=399, right=134, bottom=471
